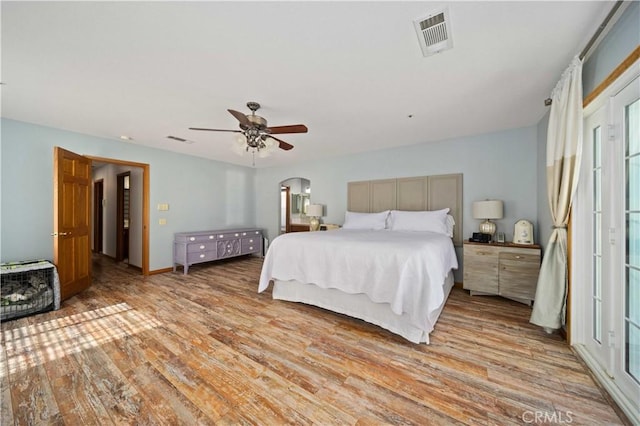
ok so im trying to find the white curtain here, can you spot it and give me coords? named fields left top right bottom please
left=531, top=56, right=583, bottom=331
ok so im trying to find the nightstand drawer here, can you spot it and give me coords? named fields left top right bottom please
left=499, top=251, right=539, bottom=263
left=465, top=245, right=499, bottom=259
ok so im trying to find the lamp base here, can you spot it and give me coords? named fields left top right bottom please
left=479, top=220, right=496, bottom=236
left=309, top=217, right=320, bottom=232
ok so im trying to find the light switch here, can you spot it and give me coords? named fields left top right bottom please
left=157, top=203, right=169, bottom=211
left=159, top=218, right=167, bottom=225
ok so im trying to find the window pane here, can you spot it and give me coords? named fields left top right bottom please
left=628, top=155, right=639, bottom=211
left=629, top=267, right=640, bottom=325
left=627, top=99, right=639, bottom=156
left=594, top=126, right=601, bottom=167
left=628, top=212, right=640, bottom=268
left=594, top=299, right=602, bottom=343
left=626, top=321, right=640, bottom=385
left=594, top=212, right=602, bottom=256
left=594, top=255, right=602, bottom=298
left=594, top=169, right=602, bottom=211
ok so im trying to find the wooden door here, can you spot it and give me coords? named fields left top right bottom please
left=53, top=147, right=91, bottom=301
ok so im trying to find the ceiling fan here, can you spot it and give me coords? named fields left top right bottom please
left=189, top=102, right=308, bottom=152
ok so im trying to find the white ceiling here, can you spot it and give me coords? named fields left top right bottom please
left=1, top=1, right=611, bottom=168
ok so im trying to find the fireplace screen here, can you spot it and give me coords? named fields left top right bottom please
left=1, top=260, right=61, bottom=321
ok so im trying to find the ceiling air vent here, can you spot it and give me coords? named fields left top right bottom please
left=167, top=135, right=194, bottom=144
left=413, top=7, right=453, bottom=57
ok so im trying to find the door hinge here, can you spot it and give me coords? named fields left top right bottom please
left=607, top=124, right=616, bottom=141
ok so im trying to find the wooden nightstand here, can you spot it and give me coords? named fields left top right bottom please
left=463, top=240, right=541, bottom=305
left=320, top=224, right=340, bottom=231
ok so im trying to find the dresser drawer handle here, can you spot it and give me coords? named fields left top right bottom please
left=235, top=233, right=239, bottom=237
left=209, top=235, right=214, bottom=239
left=199, top=254, right=205, bottom=258
left=219, top=235, right=224, bottom=238
left=515, top=255, right=522, bottom=259
left=242, top=232, right=247, bottom=236
left=255, top=231, right=259, bottom=234
left=199, top=245, right=205, bottom=250
left=249, top=239, right=253, bottom=243
left=189, top=237, right=195, bottom=241
left=249, top=246, right=253, bottom=250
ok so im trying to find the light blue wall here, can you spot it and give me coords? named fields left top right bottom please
left=0, top=118, right=256, bottom=270
left=254, top=126, right=539, bottom=281
left=582, top=1, right=639, bottom=97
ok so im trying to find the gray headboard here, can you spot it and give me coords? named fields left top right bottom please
left=347, top=173, right=463, bottom=246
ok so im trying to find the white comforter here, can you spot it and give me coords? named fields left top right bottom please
left=258, top=229, right=458, bottom=329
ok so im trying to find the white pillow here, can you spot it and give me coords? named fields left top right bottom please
left=343, top=210, right=389, bottom=230
left=445, top=214, right=455, bottom=238
left=388, top=209, right=451, bottom=234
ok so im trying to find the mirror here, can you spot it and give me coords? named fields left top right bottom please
left=280, top=177, right=311, bottom=233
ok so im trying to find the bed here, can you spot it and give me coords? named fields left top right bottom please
left=258, top=225, right=458, bottom=343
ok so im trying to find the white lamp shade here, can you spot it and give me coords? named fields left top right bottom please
left=472, top=200, right=503, bottom=219
left=307, top=204, right=323, bottom=217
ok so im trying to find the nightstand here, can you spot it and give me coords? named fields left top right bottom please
left=463, top=240, right=541, bottom=305
left=320, top=224, right=340, bottom=231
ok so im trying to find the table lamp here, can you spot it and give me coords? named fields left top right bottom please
left=472, top=200, right=503, bottom=237
left=307, top=204, right=323, bottom=231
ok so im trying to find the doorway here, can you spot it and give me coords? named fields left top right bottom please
left=116, top=171, right=130, bottom=263
left=87, top=156, right=150, bottom=275
left=279, top=177, right=311, bottom=233
left=93, top=179, right=104, bottom=253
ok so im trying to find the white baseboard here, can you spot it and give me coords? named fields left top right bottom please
left=573, top=344, right=639, bottom=425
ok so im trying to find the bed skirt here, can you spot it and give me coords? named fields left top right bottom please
left=271, top=271, right=454, bottom=344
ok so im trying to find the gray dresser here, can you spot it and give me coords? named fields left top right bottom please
left=173, top=227, right=263, bottom=275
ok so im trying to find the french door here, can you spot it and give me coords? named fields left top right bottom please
left=574, top=67, right=639, bottom=421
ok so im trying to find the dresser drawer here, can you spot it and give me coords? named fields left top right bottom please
left=177, top=234, right=217, bottom=243
left=241, top=237, right=262, bottom=254
left=187, top=251, right=217, bottom=264
left=216, top=231, right=243, bottom=240
left=187, top=242, right=216, bottom=253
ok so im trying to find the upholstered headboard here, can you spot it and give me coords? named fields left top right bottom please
left=347, top=173, right=463, bottom=246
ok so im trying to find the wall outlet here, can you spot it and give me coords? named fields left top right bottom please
left=159, top=218, right=167, bottom=225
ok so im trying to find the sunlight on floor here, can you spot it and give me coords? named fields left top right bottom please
left=1, top=303, right=161, bottom=375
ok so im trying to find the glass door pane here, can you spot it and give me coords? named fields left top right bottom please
left=593, top=126, right=603, bottom=343
left=625, top=98, right=639, bottom=384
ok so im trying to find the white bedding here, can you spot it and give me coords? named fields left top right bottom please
left=258, top=229, right=458, bottom=334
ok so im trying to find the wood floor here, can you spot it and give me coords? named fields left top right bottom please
left=1, top=255, right=628, bottom=425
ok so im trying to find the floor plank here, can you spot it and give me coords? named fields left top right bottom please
left=0, top=255, right=629, bottom=425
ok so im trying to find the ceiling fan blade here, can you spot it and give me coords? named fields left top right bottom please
left=267, top=124, right=308, bottom=134
left=189, top=128, right=242, bottom=133
left=227, top=109, right=251, bottom=127
left=267, top=135, right=294, bottom=151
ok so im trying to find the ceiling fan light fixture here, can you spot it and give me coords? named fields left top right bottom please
left=191, top=101, right=305, bottom=162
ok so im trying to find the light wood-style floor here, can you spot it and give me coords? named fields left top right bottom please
left=1, top=255, right=628, bottom=425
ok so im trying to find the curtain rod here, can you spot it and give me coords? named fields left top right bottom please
left=544, top=0, right=625, bottom=106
